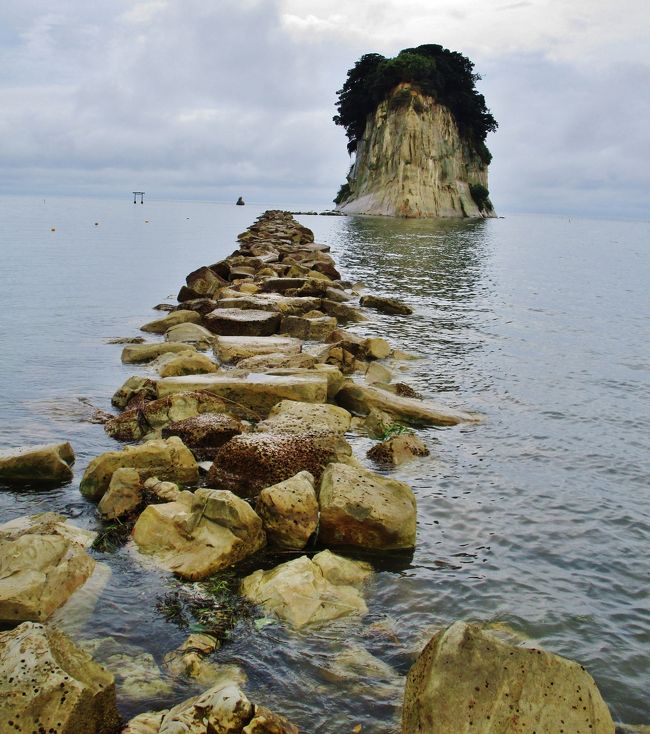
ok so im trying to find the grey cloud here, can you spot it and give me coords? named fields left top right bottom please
left=0, top=1, right=648, bottom=217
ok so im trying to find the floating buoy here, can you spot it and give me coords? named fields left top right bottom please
left=94, top=222, right=99, bottom=226
left=145, top=220, right=149, bottom=223
left=50, top=227, right=55, bottom=232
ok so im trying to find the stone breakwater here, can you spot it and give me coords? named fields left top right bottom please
left=0, top=210, right=617, bottom=733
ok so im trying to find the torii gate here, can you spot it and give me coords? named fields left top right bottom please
left=132, top=192, right=145, bottom=204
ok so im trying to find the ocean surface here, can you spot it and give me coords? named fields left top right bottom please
left=0, top=196, right=648, bottom=730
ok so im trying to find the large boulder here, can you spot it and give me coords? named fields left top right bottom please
left=157, top=372, right=329, bottom=418
left=80, top=436, right=199, bottom=501
left=256, top=399, right=351, bottom=435
left=105, top=390, right=234, bottom=441
left=0, top=441, right=75, bottom=485
left=241, top=550, right=372, bottom=629
left=0, top=513, right=96, bottom=622
left=185, top=265, right=227, bottom=297
left=161, top=413, right=244, bottom=460
left=121, top=341, right=197, bottom=364
left=207, top=433, right=351, bottom=499
left=204, top=308, right=281, bottom=336
left=261, top=364, right=345, bottom=400
left=213, top=335, right=302, bottom=363
left=335, top=382, right=480, bottom=426
left=402, top=621, right=615, bottom=734
left=132, top=488, right=265, bottom=579
left=0, top=622, right=119, bottom=734
left=140, top=309, right=201, bottom=334
left=256, top=471, right=318, bottom=549
left=318, top=463, right=417, bottom=550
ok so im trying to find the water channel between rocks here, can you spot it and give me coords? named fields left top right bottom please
left=0, top=198, right=648, bottom=731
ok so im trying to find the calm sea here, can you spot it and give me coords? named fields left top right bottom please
left=0, top=196, right=648, bottom=730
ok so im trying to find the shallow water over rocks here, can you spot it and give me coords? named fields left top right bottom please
left=0, top=197, right=648, bottom=730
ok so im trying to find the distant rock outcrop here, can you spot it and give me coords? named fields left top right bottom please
left=337, top=83, right=494, bottom=218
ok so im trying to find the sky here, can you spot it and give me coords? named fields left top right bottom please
left=0, top=0, right=648, bottom=218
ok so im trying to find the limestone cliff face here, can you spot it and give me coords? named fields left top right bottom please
left=337, top=84, right=495, bottom=218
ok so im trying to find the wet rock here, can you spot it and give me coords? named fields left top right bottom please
left=241, top=550, right=372, bottom=629
left=0, top=441, right=75, bottom=485
left=0, top=622, right=119, bottom=734
left=320, top=299, right=368, bottom=322
left=162, top=635, right=245, bottom=688
left=402, top=621, right=615, bottom=734
left=256, top=471, right=318, bottom=549
left=162, top=413, right=244, bottom=460
left=185, top=265, right=227, bottom=297
left=153, top=303, right=176, bottom=311
left=0, top=513, right=96, bottom=622
left=207, top=432, right=351, bottom=499
left=236, top=351, right=318, bottom=370
left=175, top=297, right=221, bottom=316
left=318, top=463, right=417, bottom=550
left=218, top=293, right=321, bottom=316
left=122, top=341, right=197, bottom=364
left=256, top=400, right=352, bottom=435
left=261, top=364, right=345, bottom=401
left=335, top=382, right=480, bottom=426
left=365, top=361, right=393, bottom=384
left=106, top=335, right=146, bottom=344
left=106, top=390, right=233, bottom=441
left=204, top=308, right=281, bottom=337
left=142, top=476, right=182, bottom=503
left=157, top=372, right=329, bottom=418
left=122, top=680, right=298, bottom=734
left=281, top=313, right=337, bottom=340
left=156, top=351, right=218, bottom=377
left=132, top=488, right=265, bottom=579
left=98, top=467, right=142, bottom=519
left=111, top=376, right=158, bottom=409
left=80, top=436, right=199, bottom=501
left=165, top=322, right=216, bottom=349
left=360, top=294, right=413, bottom=315
left=141, top=309, right=202, bottom=334
left=364, top=337, right=391, bottom=360
left=214, top=335, right=302, bottom=363
left=367, top=434, right=429, bottom=466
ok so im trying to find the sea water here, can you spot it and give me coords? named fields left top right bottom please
left=0, top=196, right=648, bottom=730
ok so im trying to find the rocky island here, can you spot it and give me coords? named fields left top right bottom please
left=333, top=45, right=497, bottom=218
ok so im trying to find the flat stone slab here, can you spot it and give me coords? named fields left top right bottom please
left=204, top=308, right=281, bottom=336
left=140, top=310, right=201, bottom=334
left=218, top=293, right=321, bottom=315
left=121, top=342, right=196, bottom=364
left=213, top=335, right=302, bottom=363
left=336, top=382, right=481, bottom=426
left=157, top=372, right=329, bottom=417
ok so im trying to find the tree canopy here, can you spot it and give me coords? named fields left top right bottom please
left=333, top=44, right=497, bottom=159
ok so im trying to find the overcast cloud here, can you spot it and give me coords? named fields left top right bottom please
left=0, top=0, right=648, bottom=217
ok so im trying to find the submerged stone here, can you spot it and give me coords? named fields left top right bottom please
left=241, top=550, right=372, bottom=629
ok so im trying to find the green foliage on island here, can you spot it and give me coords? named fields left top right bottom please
left=333, top=44, right=497, bottom=161
left=334, top=182, right=351, bottom=205
left=469, top=183, right=491, bottom=211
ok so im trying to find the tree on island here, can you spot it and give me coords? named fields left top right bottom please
left=333, top=44, right=497, bottom=164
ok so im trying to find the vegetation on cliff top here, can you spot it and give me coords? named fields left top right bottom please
left=333, top=44, right=497, bottom=160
